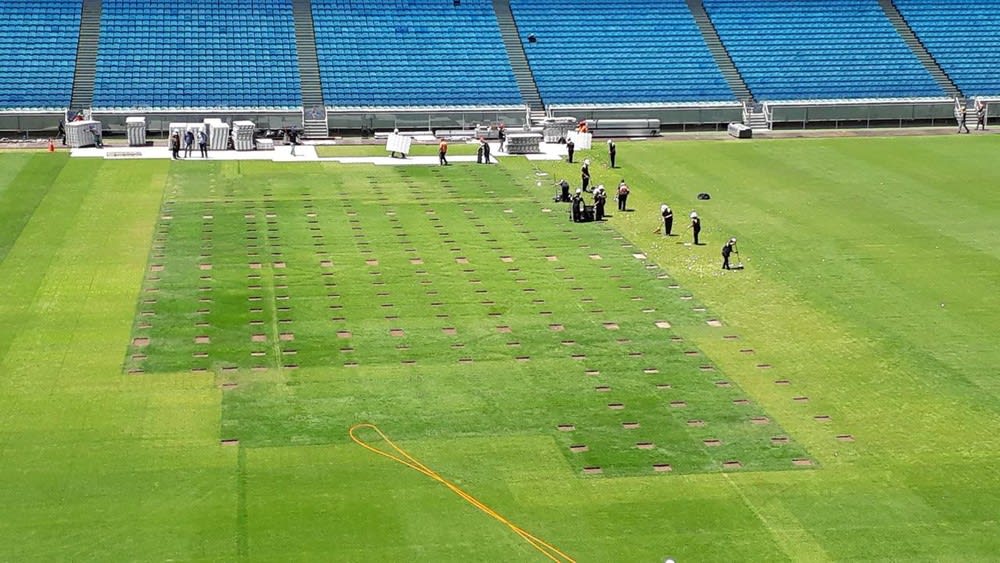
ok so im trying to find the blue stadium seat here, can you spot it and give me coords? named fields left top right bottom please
left=311, top=0, right=522, bottom=107
left=893, top=0, right=1000, bottom=97
left=703, top=0, right=944, bottom=101
left=0, top=1, right=80, bottom=110
left=93, top=0, right=302, bottom=109
left=509, top=0, right=735, bottom=104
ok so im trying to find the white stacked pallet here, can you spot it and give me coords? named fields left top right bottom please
left=505, top=133, right=542, bottom=154
left=231, top=121, right=256, bottom=152
left=541, top=117, right=576, bottom=143
left=66, top=120, right=102, bottom=148
left=204, top=119, right=230, bottom=151
left=168, top=122, right=203, bottom=137
left=126, top=117, right=146, bottom=146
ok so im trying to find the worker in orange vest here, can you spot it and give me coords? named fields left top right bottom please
left=438, top=139, right=449, bottom=165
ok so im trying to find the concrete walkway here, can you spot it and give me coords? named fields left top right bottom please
left=70, top=141, right=565, bottom=165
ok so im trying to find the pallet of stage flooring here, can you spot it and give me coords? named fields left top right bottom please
left=126, top=117, right=146, bottom=146
left=506, top=133, right=542, bottom=154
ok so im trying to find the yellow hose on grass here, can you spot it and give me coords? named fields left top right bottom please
left=349, top=423, right=575, bottom=563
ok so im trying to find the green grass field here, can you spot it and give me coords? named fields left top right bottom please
left=0, top=135, right=997, bottom=561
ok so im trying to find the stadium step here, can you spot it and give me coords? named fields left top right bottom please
left=746, top=111, right=769, bottom=131
left=878, top=0, right=962, bottom=98
left=69, top=0, right=102, bottom=112
left=292, top=0, right=329, bottom=138
left=492, top=0, right=545, bottom=112
left=303, top=117, right=329, bottom=139
left=685, top=0, right=753, bottom=103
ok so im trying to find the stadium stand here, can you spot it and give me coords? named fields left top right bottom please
left=0, top=1, right=81, bottom=110
left=508, top=0, right=734, bottom=104
left=311, top=0, right=522, bottom=107
left=93, top=0, right=302, bottom=109
left=703, top=0, right=944, bottom=101
left=893, top=0, right=1000, bottom=97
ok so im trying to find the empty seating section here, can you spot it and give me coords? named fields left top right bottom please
left=0, top=1, right=80, bottom=110
left=509, top=0, right=734, bottom=104
left=93, top=0, right=301, bottom=109
left=894, top=0, right=1000, bottom=96
left=704, top=0, right=943, bottom=101
left=312, top=0, right=521, bottom=107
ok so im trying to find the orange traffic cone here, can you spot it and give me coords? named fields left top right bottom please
left=47, top=138, right=55, bottom=152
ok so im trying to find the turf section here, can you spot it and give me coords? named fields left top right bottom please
left=129, top=160, right=805, bottom=476
left=1, top=135, right=998, bottom=561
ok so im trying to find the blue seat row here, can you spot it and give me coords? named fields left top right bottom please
left=510, top=0, right=735, bottom=104
left=704, top=0, right=944, bottom=101
left=0, top=0, right=80, bottom=109
left=5, top=0, right=1000, bottom=109
left=93, top=0, right=302, bottom=109
left=893, top=0, right=1000, bottom=96
left=312, top=0, right=522, bottom=107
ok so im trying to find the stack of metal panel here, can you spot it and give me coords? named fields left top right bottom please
left=126, top=117, right=147, bottom=146
left=505, top=133, right=542, bottom=154
left=204, top=119, right=230, bottom=151
left=541, top=117, right=576, bottom=143
left=66, top=120, right=102, bottom=148
left=231, top=121, right=256, bottom=151
left=168, top=123, right=204, bottom=145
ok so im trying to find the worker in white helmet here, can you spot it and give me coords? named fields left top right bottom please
left=690, top=211, right=702, bottom=245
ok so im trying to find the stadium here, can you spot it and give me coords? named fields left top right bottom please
left=0, top=0, right=997, bottom=560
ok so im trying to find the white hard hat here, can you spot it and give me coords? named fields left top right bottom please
left=661, top=204, right=668, bottom=212
left=584, top=159, right=590, bottom=165
left=730, top=237, right=737, bottom=242
left=576, top=188, right=582, bottom=193
left=690, top=211, right=698, bottom=218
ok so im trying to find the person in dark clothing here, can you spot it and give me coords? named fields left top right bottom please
left=89, top=126, right=103, bottom=148
left=566, top=138, right=575, bottom=163
left=721, top=238, right=737, bottom=269
left=660, top=204, right=673, bottom=235
left=183, top=130, right=195, bottom=158
left=976, top=101, right=987, bottom=131
left=570, top=188, right=584, bottom=222
left=581, top=160, right=591, bottom=192
left=57, top=120, right=66, bottom=145
left=607, top=139, right=617, bottom=168
left=558, top=179, right=571, bottom=202
left=958, top=105, right=970, bottom=133
left=593, top=184, right=607, bottom=220
left=476, top=141, right=484, bottom=164
left=482, top=139, right=491, bottom=163
left=497, top=124, right=506, bottom=152
left=170, top=132, right=181, bottom=160
left=616, top=180, right=630, bottom=211
left=690, top=211, right=702, bottom=245
left=199, top=130, right=209, bottom=158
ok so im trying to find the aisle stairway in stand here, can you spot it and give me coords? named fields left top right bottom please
left=292, top=0, right=328, bottom=138
left=493, top=0, right=544, bottom=112
left=878, top=0, right=961, bottom=98
left=69, top=0, right=101, bottom=111
left=686, top=0, right=752, bottom=102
